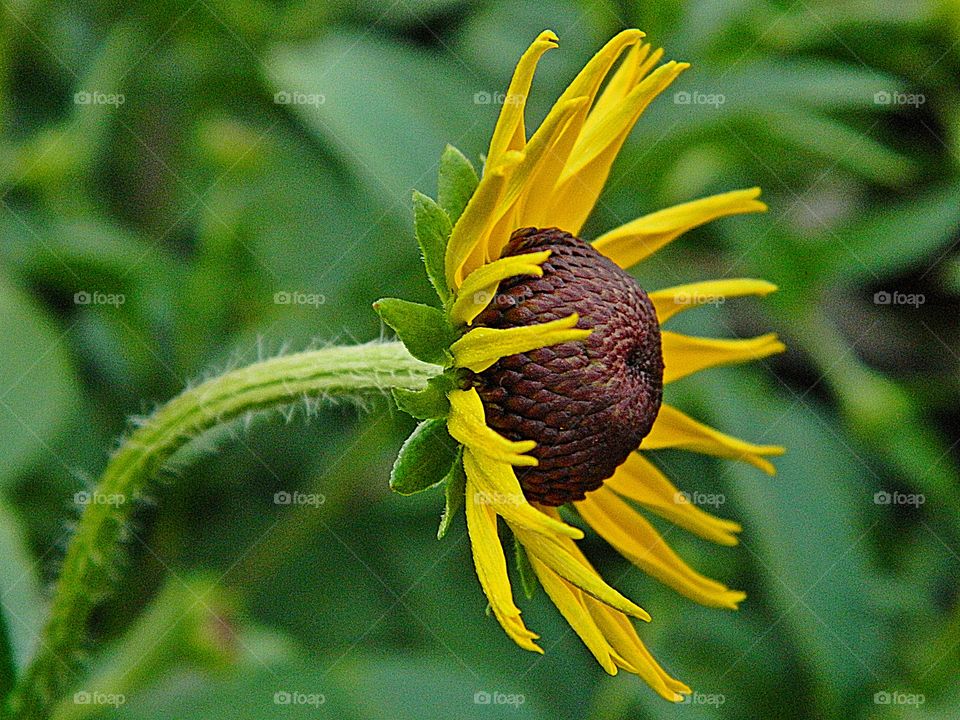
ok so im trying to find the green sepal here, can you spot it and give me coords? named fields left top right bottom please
left=413, top=190, right=453, bottom=303
left=437, top=144, right=479, bottom=226
left=390, top=418, right=459, bottom=496
left=437, top=447, right=466, bottom=539
left=373, top=298, right=458, bottom=366
left=513, top=537, right=540, bottom=599
left=392, top=372, right=456, bottom=420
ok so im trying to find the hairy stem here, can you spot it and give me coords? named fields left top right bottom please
left=7, top=342, right=436, bottom=719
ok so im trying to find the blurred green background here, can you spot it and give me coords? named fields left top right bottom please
left=2, top=0, right=959, bottom=718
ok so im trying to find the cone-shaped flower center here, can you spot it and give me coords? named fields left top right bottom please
left=472, top=227, right=664, bottom=505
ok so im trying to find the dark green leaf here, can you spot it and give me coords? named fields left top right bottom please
left=392, top=373, right=455, bottom=420
left=437, top=145, right=479, bottom=226
left=390, top=419, right=459, bottom=496
left=412, top=191, right=453, bottom=303
left=0, top=503, right=44, bottom=677
left=438, top=449, right=466, bottom=539
left=373, top=298, right=457, bottom=366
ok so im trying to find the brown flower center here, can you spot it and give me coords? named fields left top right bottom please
left=471, top=227, right=664, bottom=506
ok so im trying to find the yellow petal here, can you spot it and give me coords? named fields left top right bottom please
left=462, top=447, right=584, bottom=540
left=517, top=30, right=645, bottom=227
left=648, top=278, right=778, bottom=323
left=662, top=331, right=786, bottom=383
left=583, top=43, right=652, bottom=126
left=642, top=403, right=784, bottom=475
left=484, top=96, right=589, bottom=262
left=486, top=30, right=559, bottom=167
left=447, top=388, right=536, bottom=466
left=584, top=600, right=691, bottom=702
left=513, top=524, right=650, bottom=620
left=607, top=453, right=741, bottom=545
left=465, top=477, right=542, bottom=653
left=576, top=487, right=747, bottom=609
left=451, top=313, right=591, bottom=373
left=592, top=188, right=768, bottom=270
left=527, top=555, right=621, bottom=675
left=547, top=60, right=690, bottom=235
left=450, top=250, right=552, bottom=326
left=445, top=151, right=522, bottom=289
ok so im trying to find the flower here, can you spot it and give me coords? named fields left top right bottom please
left=378, top=28, right=784, bottom=702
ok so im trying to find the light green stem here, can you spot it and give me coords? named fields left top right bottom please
left=7, top=342, right=436, bottom=719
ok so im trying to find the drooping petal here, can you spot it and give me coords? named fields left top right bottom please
left=592, top=188, right=767, bottom=270
left=486, top=30, right=560, bottom=167
left=606, top=453, right=742, bottom=546
left=450, top=250, right=552, bottom=326
left=546, top=60, right=690, bottom=234
left=527, top=555, right=621, bottom=674
left=585, top=600, right=690, bottom=702
left=445, top=151, right=523, bottom=289
left=465, top=477, right=542, bottom=652
left=576, top=487, right=747, bottom=609
left=462, top=448, right=583, bottom=539
left=447, top=388, right=536, bottom=466
left=648, top=279, right=778, bottom=323
left=450, top=313, right=591, bottom=372
left=662, top=331, right=786, bottom=383
left=517, top=30, right=645, bottom=227
left=642, top=404, right=784, bottom=475
left=513, top=523, right=650, bottom=620
left=533, top=506, right=689, bottom=702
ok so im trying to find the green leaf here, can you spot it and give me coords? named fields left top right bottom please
left=412, top=191, right=453, bottom=303
left=373, top=298, right=457, bottom=366
left=437, top=145, right=479, bottom=226
left=0, top=503, right=44, bottom=680
left=513, top=537, right=539, bottom=599
left=390, top=419, right=459, bottom=496
left=392, top=373, right=455, bottom=420
left=0, top=271, right=79, bottom=487
left=438, top=449, right=466, bottom=539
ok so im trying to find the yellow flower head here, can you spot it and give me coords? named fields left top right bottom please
left=377, top=29, right=785, bottom=703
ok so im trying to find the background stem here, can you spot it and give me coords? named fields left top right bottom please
left=6, top=342, right=435, bottom=719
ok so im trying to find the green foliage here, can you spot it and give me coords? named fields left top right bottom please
left=437, top=449, right=466, bottom=540
left=373, top=298, right=458, bottom=365
left=392, top=373, right=456, bottom=420
left=412, top=190, right=454, bottom=302
left=390, top=419, right=459, bottom=496
left=437, top=145, right=480, bottom=225
left=1, top=0, right=959, bottom=718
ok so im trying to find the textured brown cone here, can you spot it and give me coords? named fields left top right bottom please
left=472, top=227, right=664, bottom=506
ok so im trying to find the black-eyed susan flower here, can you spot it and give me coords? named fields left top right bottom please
left=377, top=28, right=785, bottom=702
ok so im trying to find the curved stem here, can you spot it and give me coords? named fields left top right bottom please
left=8, top=342, right=436, bottom=719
